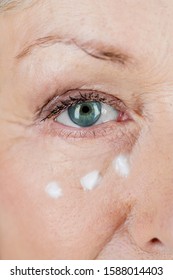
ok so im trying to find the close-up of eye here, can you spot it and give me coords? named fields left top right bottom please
left=41, top=90, right=130, bottom=133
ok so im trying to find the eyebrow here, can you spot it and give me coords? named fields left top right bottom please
left=0, top=0, right=19, bottom=12
left=16, top=34, right=135, bottom=67
left=0, top=0, right=34, bottom=13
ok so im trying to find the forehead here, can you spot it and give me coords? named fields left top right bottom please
left=1, top=0, right=173, bottom=71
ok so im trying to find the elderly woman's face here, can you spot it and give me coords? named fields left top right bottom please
left=1, top=0, right=173, bottom=259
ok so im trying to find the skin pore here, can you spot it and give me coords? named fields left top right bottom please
left=1, top=0, right=173, bottom=259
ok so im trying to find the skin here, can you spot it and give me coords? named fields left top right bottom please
left=0, top=0, right=173, bottom=260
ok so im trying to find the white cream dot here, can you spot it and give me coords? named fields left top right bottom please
left=45, top=182, right=63, bottom=199
left=80, top=170, right=102, bottom=191
left=113, top=154, right=130, bottom=177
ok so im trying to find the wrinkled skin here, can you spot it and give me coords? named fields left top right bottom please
left=1, top=0, right=173, bottom=259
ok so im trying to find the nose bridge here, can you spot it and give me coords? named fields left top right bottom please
left=128, top=116, right=173, bottom=254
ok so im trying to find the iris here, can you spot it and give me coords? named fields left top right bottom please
left=68, top=101, right=101, bottom=127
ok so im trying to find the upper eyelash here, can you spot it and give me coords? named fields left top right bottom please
left=41, top=91, right=109, bottom=122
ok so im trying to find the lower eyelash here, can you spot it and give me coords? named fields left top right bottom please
left=66, top=124, right=138, bottom=155
left=43, top=118, right=132, bottom=139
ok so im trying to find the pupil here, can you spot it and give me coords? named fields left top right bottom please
left=81, top=105, right=90, bottom=114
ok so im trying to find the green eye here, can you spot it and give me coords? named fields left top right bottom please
left=56, top=99, right=119, bottom=128
left=68, top=101, right=102, bottom=127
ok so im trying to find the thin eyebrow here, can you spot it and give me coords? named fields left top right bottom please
left=0, top=0, right=35, bottom=13
left=16, top=34, right=135, bottom=67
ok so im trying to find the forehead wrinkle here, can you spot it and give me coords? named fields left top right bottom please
left=16, top=34, right=136, bottom=67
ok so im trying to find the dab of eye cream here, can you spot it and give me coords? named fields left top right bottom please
left=113, top=154, right=130, bottom=177
left=80, top=170, right=102, bottom=191
left=45, top=182, right=63, bottom=199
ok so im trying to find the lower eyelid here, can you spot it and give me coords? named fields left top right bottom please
left=39, top=116, right=135, bottom=140
left=42, top=120, right=136, bottom=153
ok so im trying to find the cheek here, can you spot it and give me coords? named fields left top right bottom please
left=0, top=137, right=132, bottom=259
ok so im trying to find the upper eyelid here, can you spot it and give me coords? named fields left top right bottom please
left=39, top=89, right=129, bottom=122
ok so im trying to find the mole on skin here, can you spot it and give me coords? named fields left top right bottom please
left=45, top=181, right=63, bottom=199
left=113, top=154, right=130, bottom=177
left=80, top=170, right=102, bottom=191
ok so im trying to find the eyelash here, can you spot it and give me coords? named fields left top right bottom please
left=41, top=90, right=128, bottom=122
left=38, top=89, right=133, bottom=140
